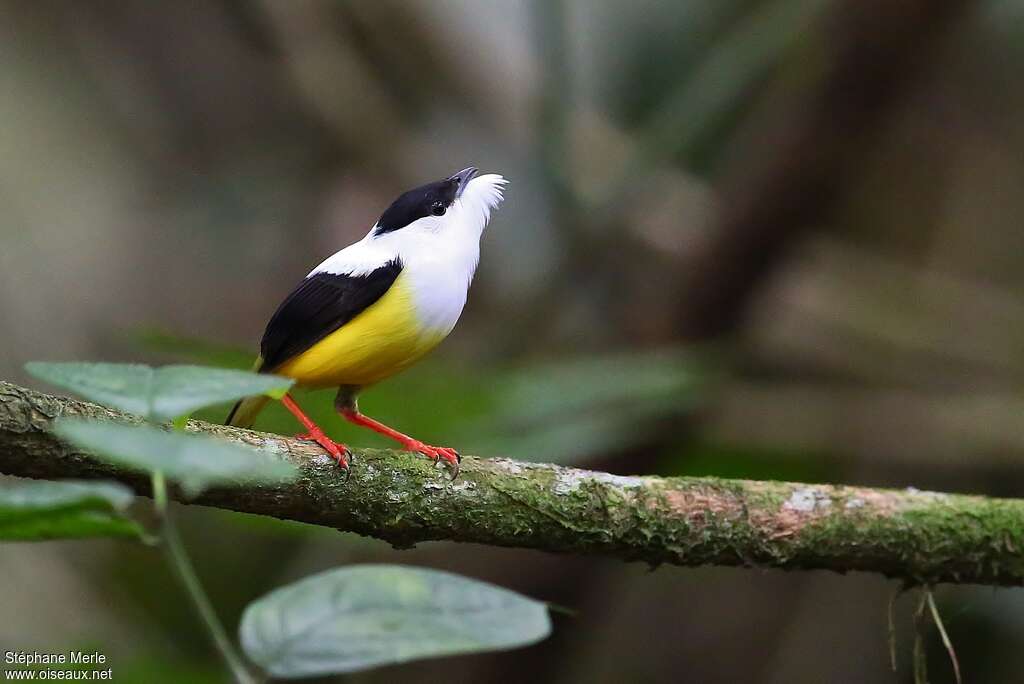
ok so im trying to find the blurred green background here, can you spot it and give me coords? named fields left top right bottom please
left=2, top=0, right=1023, bottom=681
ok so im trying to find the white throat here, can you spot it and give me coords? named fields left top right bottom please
left=310, top=173, right=507, bottom=336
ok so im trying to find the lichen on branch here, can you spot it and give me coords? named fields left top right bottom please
left=2, top=380, right=1023, bottom=587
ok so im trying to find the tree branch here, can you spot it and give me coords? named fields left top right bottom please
left=2, top=380, right=1022, bottom=586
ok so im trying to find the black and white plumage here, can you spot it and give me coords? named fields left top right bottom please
left=259, top=261, right=403, bottom=372
left=227, top=167, right=507, bottom=460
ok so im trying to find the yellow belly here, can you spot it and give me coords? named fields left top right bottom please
left=273, top=272, right=447, bottom=388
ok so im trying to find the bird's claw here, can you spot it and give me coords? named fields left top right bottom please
left=406, top=441, right=461, bottom=481
left=295, top=431, right=352, bottom=480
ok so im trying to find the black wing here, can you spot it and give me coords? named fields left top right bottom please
left=259, top=260, right=403, bottom=372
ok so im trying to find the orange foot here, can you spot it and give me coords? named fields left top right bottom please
left=295, top=431, right=352, bottom=474
left=401, top=439, right=461, bottom=479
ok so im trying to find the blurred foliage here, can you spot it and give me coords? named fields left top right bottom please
left=666, top=438, right=838, bottom=483
left=55, top=420, right=298, bottom=497
left=0, top=480, right=142, bottom=541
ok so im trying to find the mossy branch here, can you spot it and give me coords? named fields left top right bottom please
left=2, top=380, right=1023, bottom=586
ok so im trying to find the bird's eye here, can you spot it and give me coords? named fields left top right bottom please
left=430, top=201, right=446, bottom=217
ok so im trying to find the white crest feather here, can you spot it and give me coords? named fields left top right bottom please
left=459, top=173, right=507, bottom=231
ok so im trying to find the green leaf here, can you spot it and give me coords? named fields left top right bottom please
left=0, top=479, right=143, bottom=541
left=146, top=365, right=293, bottom=416
left=53, top=420, right=299, bottom=497
left=239, top=564, right=552, bottom=677
left=26, top=362, right=154, bottom=417
left=25, top=362, right=292, bottom=422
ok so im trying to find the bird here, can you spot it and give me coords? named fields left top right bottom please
left=226, top=167, right=506, bottom=479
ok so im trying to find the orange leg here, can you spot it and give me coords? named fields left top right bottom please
left=338, top=406, right=460, bottom=477
left=281, top=394, right=350, bottom=471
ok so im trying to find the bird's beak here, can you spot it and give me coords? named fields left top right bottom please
left=449, top=167, right=479, bottom=198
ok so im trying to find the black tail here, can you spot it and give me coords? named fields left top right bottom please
left=225, top=356, right=269, bottom=428
left=225, top=395, right=270, bottom=428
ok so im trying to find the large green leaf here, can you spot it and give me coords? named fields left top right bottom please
left=0, top=479, right=143, bottom=541
left=144, top=366, right=291, bottom=420
left=53, top=420, right=299, bottom=497
left=25, top=362, right=292, bottom=422
left=239, top=564, right=552, bottom=677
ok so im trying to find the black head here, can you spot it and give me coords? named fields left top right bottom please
left=373, top=167, right=478, bottom=236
